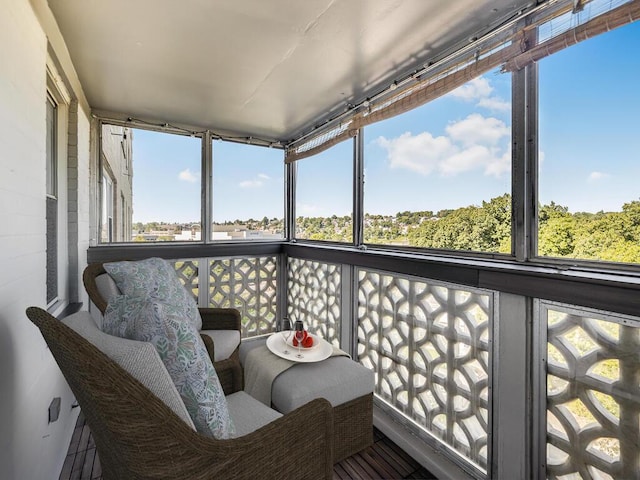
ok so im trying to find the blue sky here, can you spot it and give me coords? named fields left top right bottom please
left=131, top=16, right=640, bottom=223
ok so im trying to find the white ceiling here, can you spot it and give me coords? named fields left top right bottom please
left=48, top=0, right=534, bottom=143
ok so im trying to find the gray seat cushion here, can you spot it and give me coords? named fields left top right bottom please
left=226, top=391, right=282, bottom=437
left=201, top=329, right=241, bottom=361
left=240, top=337, right=375, bottom=414
left=62, top=311, right=196, bottom=430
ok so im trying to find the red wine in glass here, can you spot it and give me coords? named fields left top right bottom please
left=294, top=320, right=305, bottom=359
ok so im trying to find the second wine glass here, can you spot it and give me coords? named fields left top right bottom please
left=294, top=320, right=305, bottom=359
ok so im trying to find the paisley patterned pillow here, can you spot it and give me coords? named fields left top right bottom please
left=104, top=257, right=202, bottom=331
left=104, top=295, right=234, bottom=439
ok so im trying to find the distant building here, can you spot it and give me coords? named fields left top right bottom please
left=100, top=125, right=133, bottom=242
left=175, top=229, right=202, bottom=241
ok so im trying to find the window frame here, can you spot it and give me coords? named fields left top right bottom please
left=89, top=6, right=640, bottom=277
left=528, top=17, right=640, bottom=274
left=96, top=122, right=289, bottom=245
left=45, top=60, right=71, bottom=311
left=291, top=136, right=357, bottom=245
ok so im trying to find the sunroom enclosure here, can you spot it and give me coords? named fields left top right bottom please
left=85, top=4, right=640, bottom=478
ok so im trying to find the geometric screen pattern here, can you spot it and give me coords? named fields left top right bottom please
left=544, top=304, right=640, bottom=480
left=357, top=268, right=492, bottom=473
left=286, top=258, right=341, bottom=348
left=171, top=259, right=199, bottom=300
left=208, top=256, right=278, bottom=338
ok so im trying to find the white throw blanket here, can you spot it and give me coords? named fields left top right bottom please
left=244, top=343, right=349, bottom=406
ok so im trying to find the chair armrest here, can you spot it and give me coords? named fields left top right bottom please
left=212, top=356, right=243, bottom=395
left=199, top=307, right=242, bottom=331
left=185, top=398, right=334, bottom=479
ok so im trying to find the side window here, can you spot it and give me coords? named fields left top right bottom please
left=211, top=140, right=284, bottom=241
left=101, top=125, right=201, bottom=243
left=537, top=20, right=640, bottom=265
left=294, top=140, right=354, bottom=243
left=45, top=95, right=58, bottom=304
left=101, top=171, right=114, bottom=242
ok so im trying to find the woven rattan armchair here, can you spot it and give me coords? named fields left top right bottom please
left=83, top=262, right=242, bottom=394
left=26, top=307, right=334, bottom=480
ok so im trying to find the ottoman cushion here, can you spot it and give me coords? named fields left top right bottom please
left=271, top=357, right=374, bottom=413
left=240, top=337, right=374, bottom=412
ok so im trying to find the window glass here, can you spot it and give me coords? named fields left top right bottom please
left=46, top=96, right=57, bottom=303
left=101, top=172, right=114, bottom=242
left=537, top=21, right=640, bottom=264
left=212, top=141, right=284, bottom=241
left=364, top=68, right=512, bottom=253
left=295, top=140, right=353, bottom=242
left=101, top=125, right=201, bottom=242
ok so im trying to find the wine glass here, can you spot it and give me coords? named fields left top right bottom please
left=280, top=318, right=292, bottom=355
left=294, top=320, right=305, bottom=359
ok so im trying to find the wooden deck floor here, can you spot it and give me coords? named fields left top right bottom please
left=60, top=412, right=436, bottom=480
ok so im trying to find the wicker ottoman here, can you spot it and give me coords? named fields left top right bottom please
left=240, top=339, right=374, bottom=462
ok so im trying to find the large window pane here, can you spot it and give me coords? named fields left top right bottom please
left=363, top=68, right=512, bottom=253
left=295, top=140, right=353, bottom=242
left=46, top=96, right=57, bottom=304
left=538, top=21, right=640, bottom=264
left=100, top=125, right=201, bottom=242
left=212, top=141, right=284, bottom=241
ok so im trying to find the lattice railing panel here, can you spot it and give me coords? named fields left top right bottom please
left=287, top=258, right=341, bottom=348
left=357, top=269, right=492, bottom=472
left=209, top=256, right=278, bottom=338
left=171, top=259, right=199, bottom=300
left=543, top=303, right=640, bottom=479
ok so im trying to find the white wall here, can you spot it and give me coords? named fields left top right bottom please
left=0, top=0, right=91, bottom=477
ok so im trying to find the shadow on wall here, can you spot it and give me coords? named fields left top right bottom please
left=0, top=314, right=16, bottom=479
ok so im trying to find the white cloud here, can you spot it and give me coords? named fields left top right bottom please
left=448, top=75, right=510, bottom=112
left=376, top=132, right=455, bottom=175
left=588, top=171, right=610, bottom=182
left=376, top=114, right=511, bottom=178
left=478, top=96, right=511, bottom=112
left=178, top=168, right=198, bottom=183
left=449, top=77, right=493, bottom=101
left=239, top=179, right=264, bottom=188
left=239, top=173, right=272, bottom=188
left=445, top=113, right=509, bottom=147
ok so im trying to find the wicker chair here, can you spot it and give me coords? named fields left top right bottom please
left=26, top=307, right=333, bottom=480
left=83, top=262, right=242, bottom=394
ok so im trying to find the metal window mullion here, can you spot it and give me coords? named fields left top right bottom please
left=512, top=67, right=527, bottom=262
left=286, top=158, right=296, bottom=240
left=526, top=62, right=539, bottom=261
left=353, top=130, right=364, bottom=247
left=203, top=131, right=213, bottom=244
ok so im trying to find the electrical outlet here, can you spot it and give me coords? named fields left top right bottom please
left=48, top=397, right=61, bottom=423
